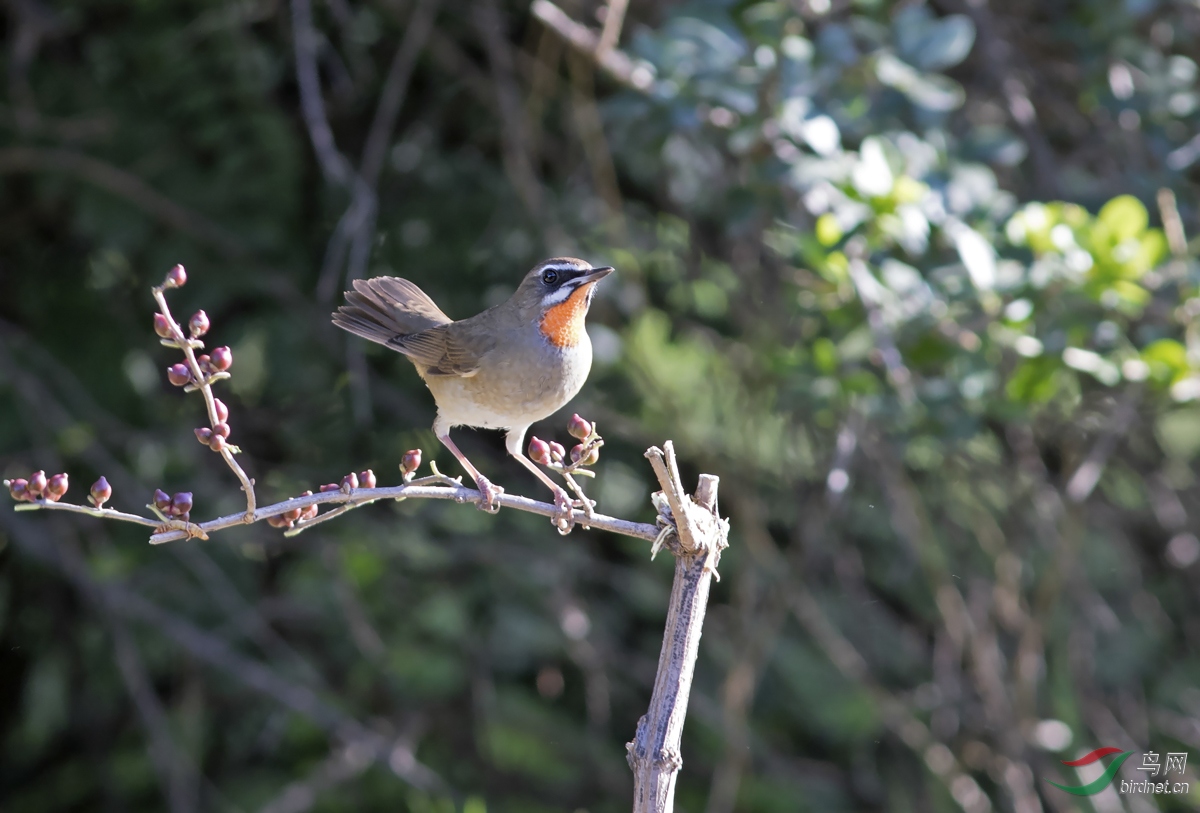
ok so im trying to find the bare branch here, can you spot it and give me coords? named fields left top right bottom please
left=531, top=0, right=655, bottom=92
left=0, top=147, right=248, bottom=258
left=628, top=443, right=729, bottom=813
left=596, top=0, right=630, bottom=57
left=289, top=0, right=353, bottom=187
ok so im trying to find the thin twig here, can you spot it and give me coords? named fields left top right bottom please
left=1064, top=388, right=1142, bottom=504
left=152, top=283, right=257, bottom=520
left=290, top=0, right=353, bottom=187
left=12, top=481, right=660, bottom=545
left=595, top=0, right=630, bottom=57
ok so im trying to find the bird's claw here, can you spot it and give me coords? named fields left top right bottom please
left=552, top=487, right=576, bottom=535
left=474, top=476, right=503, bottom=513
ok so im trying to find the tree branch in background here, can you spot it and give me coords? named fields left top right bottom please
left=0, top=147, right=248, bottom=258
left=531, top=0, right=655, bottom=92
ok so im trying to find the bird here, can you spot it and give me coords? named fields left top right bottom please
left=332, top=257, right=614, bottom=528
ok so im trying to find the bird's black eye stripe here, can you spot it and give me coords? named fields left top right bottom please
left=541, top=269, right=559, bottom=285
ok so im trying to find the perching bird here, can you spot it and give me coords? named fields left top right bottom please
left=332, top=257, right=613, bottom=527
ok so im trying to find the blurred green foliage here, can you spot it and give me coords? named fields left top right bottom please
left=2, top=0, right=1200, bottom=811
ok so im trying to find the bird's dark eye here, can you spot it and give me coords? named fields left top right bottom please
left=541, top=269, right=559, bottom=285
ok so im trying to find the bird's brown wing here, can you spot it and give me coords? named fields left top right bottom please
left=388, top=322, right=495, bottom=377
left=332, top=276, right=453, bottom=348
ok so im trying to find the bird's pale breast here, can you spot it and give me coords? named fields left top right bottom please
left=424, top=328, right=593, bottom=430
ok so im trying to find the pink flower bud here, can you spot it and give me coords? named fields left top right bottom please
left=209, top=435, right=226, bottom=452
left=267, top=514, right=290, bottom=528
left=197, top=355, right=213, bottom=375
left=89, top=476, right=112, bottom=507
left=154, top=489, right=172, bottom=511
left=359, top=469, right=377, bottom=489
left=153, top=313, right=173, bottom=339
left=195, top=427, right=213, bottom=444
left=28, top=470, right=47, bottom=497
left=301, top=503, right=319, bottom=520
left=341, top=472, right=359, bottom=490
left=8, top=479, right=30, bottom=502
left=212, top=422, right=230, bottom=439
left=45, top=473, right=68, bottom=501
left=400, top=449, right=422, bottom=476
left=210, top=346, right=232, bottom=372
left=568, top=413, right=592, bottom=440
left=213, top=398, right=229, bottom=423
left=549, top=441, right=566, bottom=464
left=318, top=483, right=340, bottom=493
left=167, top=363, right=191, bottom=386
left=188, top=310, right=210, bottom=338
left=284, top=506, right=303, bottom=522
left=165, top=264, right=187, bottom=288
left=171, top=492, right=193, bottom=516
left=528, top=436, right=552, bottom=466
left=177, top=511, right=190, bottom=522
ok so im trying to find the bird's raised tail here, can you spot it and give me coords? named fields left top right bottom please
left=332, top=276, right=453, bottom=347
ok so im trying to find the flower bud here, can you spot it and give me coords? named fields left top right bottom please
left=213, top=398, right=229, bottom=423
left=194, top=427, right=213, bottom=444
left=28, top=470, right=47, bottom=497
left=209, top=435, right=226, bottom=452
left=318, top=483, right=340, bottom=493
left=549, top=441, right=566, bottom=464
left=359, top=469, right=377, bottom=489
left=568, top=413, right=592, bottom=440
left=284, top=506, right=303, bottom=522
left=89, top=476, right=112, bottom=507
left=528, top=436, right=552, bottom=466
left=171, top=492, right=193, bottom=516
left=212, top=422, right=231, bottom=439
left=153, top=313, right=173, bottom=339
left=301, top=503, right=319, bottom=520
left=167, top=363, right=191, bottom=386
left=188, top=310, right=210, bottom=338
left=570, top=444, right=599, bottom=466
left=177, top=511, right=190, bottom=522
left=165, top=264, right=187, bottom=288
left=8, top=479, right=30, bottom=502
left=341, top=472, right=359, bottom=490
left=400, top=449, right=422, bottom=477
left=210, top=346, right=232, bottom=372
left=197, top=355, right=213, bottom=375
left=45, top=473, right=69, bottom=501
left=154, top=489, right=172, bottom=511
left=267, top=514, right=290, bottom=528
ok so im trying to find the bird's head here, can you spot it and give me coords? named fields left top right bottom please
left=509, top=258, right=614, bottom=348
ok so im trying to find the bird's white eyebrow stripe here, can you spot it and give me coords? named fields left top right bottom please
left=541, top=261, right=589, bottom=274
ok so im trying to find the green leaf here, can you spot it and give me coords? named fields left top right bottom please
left=1098, top=195, right=1149, bottom=242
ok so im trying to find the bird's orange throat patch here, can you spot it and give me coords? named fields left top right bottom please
left=539, top=283, right=595, bottom=348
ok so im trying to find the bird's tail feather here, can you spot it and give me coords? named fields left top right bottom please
left=332, top=276, right=452, bottom=347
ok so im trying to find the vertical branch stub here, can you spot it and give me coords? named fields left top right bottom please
left=630, top=443, right=729, bottom=813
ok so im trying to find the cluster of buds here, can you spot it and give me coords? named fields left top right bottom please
left=317, top=469, right=377, bottom=495
left=6, top=470, right=68, bottom=502
left=529, top=414, right=601, bottom=470
left=267, top=490, right=319, bottom=529
left=194, top=398, right=233, bottom=452
left=153, top=489, right=194, bottom=522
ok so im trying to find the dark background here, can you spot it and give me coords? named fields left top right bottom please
left=1, top=0, right=1199, bottom=811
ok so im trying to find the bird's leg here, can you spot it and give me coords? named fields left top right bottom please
left=436, top=431, right=502, bottom=513
left=510, top=452, right=576, bottom=533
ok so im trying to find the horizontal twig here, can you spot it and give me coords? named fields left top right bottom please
left=13, top=480, right=661, bottom=545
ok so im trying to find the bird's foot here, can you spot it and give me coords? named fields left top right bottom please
left=474, top=476, right=503, bottom=513
left=551, top=486, right=577, bottom=535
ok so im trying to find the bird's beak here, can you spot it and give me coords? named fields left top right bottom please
left=577, top=266, right=614, bottom=284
